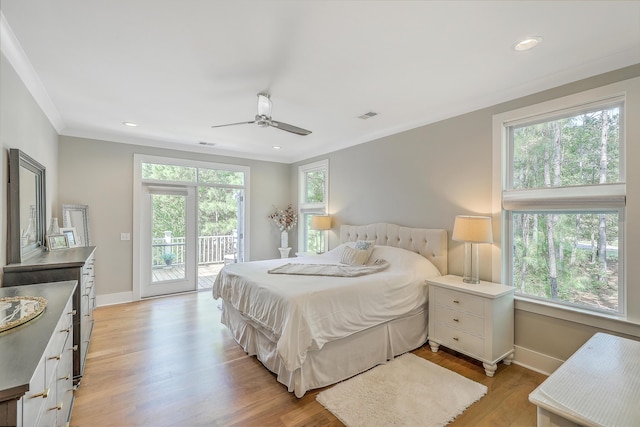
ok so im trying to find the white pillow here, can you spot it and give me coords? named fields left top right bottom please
left=340, top=245, right=371, bottom=265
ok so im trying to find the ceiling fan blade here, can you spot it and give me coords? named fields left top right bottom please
left=211, top=120, right=255, bottom=129
left=270, top=120, right=312, bottom=135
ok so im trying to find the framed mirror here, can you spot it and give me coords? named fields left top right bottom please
left=7, top=149, right=47, bottom=264
left=62, top=204, right=90, bottom=247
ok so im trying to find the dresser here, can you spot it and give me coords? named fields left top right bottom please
left=529, top=333, right=640, bottom=427
left=0, top=281, right=77, bottom=427
left=427, top=274, right=514, bottom=376
left=3, top=247, right=96, bottom=386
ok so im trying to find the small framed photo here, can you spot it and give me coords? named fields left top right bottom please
left=47, top=234, right=69, bottom=251
left=60, top=227, right=78, bottom=247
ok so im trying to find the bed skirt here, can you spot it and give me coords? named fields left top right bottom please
left=220, top=301, right=429, bottom=397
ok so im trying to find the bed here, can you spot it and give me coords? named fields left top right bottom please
left=212, top=223, right=448, bottom=397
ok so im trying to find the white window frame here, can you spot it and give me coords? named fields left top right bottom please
left=298, top=159, right=329, bottom=253
left=491, top=78, right=640, bottom=333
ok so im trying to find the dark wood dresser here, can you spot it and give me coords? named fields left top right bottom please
left=0, top=281, right=77, bottom=427
left=3, top=247, right=96, bottom=387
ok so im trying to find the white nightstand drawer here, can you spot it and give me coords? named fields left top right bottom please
left=433, top=324, right=484, bottom=356
left=434, top=287, right=484, bottom=317
left=433, top=305, right=484, bottom=337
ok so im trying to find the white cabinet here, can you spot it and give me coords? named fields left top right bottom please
left=427, top=275, right=514, bottom=376
left=23, top=296, right=74, bottom=427
left=529, top=333, right=640, bottom=427
left=3, top=246, right=96, bottom=386
left=0, top=281, right=76, bottom=427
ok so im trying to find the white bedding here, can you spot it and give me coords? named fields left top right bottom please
left=212, top=243, right=441, bottom=372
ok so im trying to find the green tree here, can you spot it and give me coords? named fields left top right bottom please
left=511, top=105, right=620, bottom=311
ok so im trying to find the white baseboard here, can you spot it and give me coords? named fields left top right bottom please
left=512, top=345, right=564, bottom=376
left=96, top=291, right=133, bottom=307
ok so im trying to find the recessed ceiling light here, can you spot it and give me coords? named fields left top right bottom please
left=272, top=146, right=281, bottom=150
left=513, top=36, right=542, bottom=51
left=123, top=121, right=138, bottom=127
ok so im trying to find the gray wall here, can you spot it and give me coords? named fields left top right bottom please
left=293, top=64, right=640, bottom=366
left=0, top=52, right=59, bottom=277
left=57, top=136, right=290, bottom=297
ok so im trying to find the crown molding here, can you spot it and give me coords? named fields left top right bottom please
left=1, top=11, right=64, bottom=132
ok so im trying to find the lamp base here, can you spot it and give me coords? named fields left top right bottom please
left=462, top=242, right=481, bottom=285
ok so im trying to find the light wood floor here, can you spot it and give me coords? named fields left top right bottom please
left=70, top=291, right=547, bottom=427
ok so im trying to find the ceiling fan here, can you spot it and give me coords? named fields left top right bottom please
left=211, top=93, right=312, bottom=136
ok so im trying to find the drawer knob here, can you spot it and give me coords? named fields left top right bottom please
left=59, top=374, right=70, bottom=381
left=453, top=318, right=459, bottom=322
left=453, top=337, right=459, bottom=341
left=60, top=327, right=71, bottom=333
left=31, top=388, right=49, bottom=399
left=48, top=354, right=61, bottom=361
left=453, top=300, right=460, bottom=304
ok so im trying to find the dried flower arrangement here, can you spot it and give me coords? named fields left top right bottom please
left=268, top=204, right=298, bottom=231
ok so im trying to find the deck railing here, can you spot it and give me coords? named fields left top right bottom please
left=152, top=234, right=236, bottom=267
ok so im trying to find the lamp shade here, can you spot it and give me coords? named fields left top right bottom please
left=452, top=215, right=493, bottom=243
left=310, top=215, right=332, bottom=231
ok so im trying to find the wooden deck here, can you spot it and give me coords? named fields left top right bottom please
left=151, top=263, right=224, bottom=289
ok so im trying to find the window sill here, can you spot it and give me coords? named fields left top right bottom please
left=514, top=295, right=640, bottom=338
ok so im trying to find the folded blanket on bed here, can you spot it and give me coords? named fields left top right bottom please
left=267, top=259, right=389, bottom=277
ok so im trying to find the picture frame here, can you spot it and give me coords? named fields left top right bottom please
left=47, top=234, right=69, bottom=251
left=60, top=227, right=78, bottom=247
left=62, top=204, right=90, bottom=247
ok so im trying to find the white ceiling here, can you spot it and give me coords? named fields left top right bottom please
left=2, top=1, right=639, bottom=164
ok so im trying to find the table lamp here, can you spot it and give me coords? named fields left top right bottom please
left=452, top=215, right=493, bottom=284
left=310, top=215, right=331, bottom=253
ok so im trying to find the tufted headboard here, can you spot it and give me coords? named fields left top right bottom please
left=340, top=223, right=448, bottom=275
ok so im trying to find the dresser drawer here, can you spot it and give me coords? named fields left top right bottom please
left=55, top=344, right=74, bottom=426
left=434, top=287, right=484, bottom=317
left=46, top=316, right=73, bottom=377
left=433, top=323, right=484, bottom=357
left=41, top=381, right=60, bottom=427
left=22, top=357, right=47, bottom=427
left=433, top=305, right=484, bottom=337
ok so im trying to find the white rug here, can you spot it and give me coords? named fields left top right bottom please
left=316, top=353, right=487, bottom=427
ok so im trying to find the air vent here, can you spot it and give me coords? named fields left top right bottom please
left=358, top=111, right=378, bottom=120
left=199, top=141, right=216, bottom=147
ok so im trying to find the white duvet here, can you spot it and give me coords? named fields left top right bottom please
left=212, top=243, right=441, bottom=372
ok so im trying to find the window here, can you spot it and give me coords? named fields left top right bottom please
left=298, top=159, right=329, bottom=253
left=499, top=98, right=625, bottom=316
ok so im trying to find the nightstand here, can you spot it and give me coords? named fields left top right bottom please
left=427, top=274, right=515, bottom=377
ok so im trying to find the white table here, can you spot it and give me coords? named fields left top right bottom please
left=426, top=275, right=514, bottom=376
left=529, top=332, right=640, bottom=427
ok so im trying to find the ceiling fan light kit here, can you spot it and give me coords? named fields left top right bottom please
left=212, top=93, right=312, bottom=136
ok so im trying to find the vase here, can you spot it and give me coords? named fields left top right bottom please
left=47, top=217, right=60, bottom=236
left=280, top=230, right=289, bottom=248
